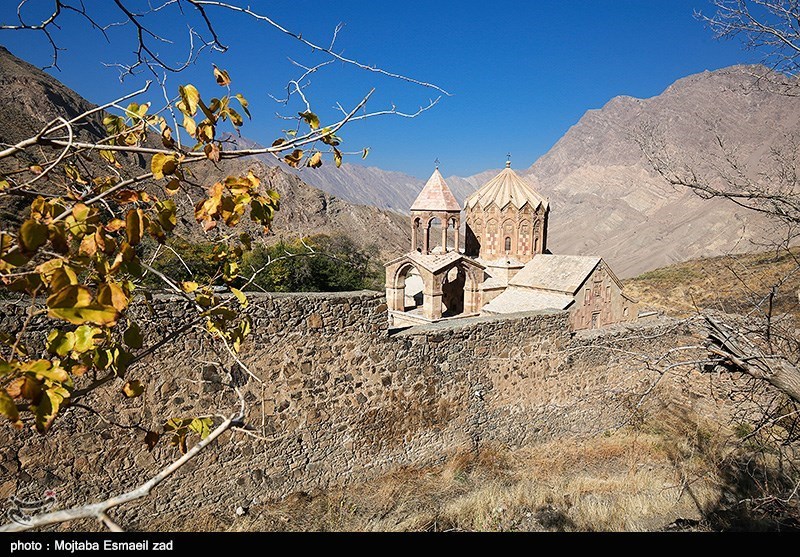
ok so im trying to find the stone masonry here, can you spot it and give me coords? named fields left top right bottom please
left=0, top=291, right=703, bottom=530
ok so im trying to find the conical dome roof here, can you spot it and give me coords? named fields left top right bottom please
left=411, top=168, right=461, bottom=212
left=464, top=162, right=548, bottom=211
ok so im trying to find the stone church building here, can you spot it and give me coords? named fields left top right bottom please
left=384, top=161, right=638, bottom=330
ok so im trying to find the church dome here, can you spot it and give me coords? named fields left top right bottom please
left=464, top=162, right=548, bottom=212
left=411, top=168, right=462, bottom=213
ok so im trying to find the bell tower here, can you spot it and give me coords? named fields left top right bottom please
left=410, top=164, right=462, bottom=254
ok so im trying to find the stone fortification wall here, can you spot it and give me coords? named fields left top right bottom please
left=0, top=291, right=695, bottom=530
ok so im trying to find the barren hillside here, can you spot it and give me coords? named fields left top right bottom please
left=0, top=45, right=410, bottom=260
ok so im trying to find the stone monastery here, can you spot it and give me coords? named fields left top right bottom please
left=384, top=161, right=639, bottom=330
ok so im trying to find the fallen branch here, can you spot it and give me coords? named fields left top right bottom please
left=0, top=391, right=245, bottom=532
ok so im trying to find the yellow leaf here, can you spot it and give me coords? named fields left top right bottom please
left=231, top=287, right=247, bottom=307
left=298, top=111, right=320, bottom=130
left=283, top=149, right=304, bottom=168
left=307, top=151, right=323, bottom=169
left=181, top=281, right=199, bottom=293
left=47, top=284, right=93, bottom=309
left=99, top=149, right=116, bottom=164
left=234, top=94, right=251, bottom=119
left=151, top=153, right=177, bottom=180
left=122, top=380, right=145, bottom=398
left=126, top=209, right=145, bottom=246
left=19, top=219, right=48, bottom=253
left=48, top=305, right=119, bottom=327
left=179, top=84, right=200, bottom=116
left=0, top=388, right=20, bottom=427
left=97, top=282, right=129, bottom=311
left=183, top=114, right=196, bottom=137
left=213, top=65, right=231, bottom=86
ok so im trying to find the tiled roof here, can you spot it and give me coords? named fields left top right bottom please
left=509, top=254, right=601, bottom=294
left=464, top=164, right=548, bottom=211
left=482, top=287, right=574, bottom=314
left=410, top=169, right=462, bottom=212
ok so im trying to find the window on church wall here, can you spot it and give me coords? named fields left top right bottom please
left=606, top=285, right=611, bottom=302
left=585, top=288, right=590, bottom=305
left=504, top=237, right=511, bottom=252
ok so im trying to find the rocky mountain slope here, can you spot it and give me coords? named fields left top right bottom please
left=522, top=65, right=800, bottom=277
left=0, top=45, right=410, bottom=259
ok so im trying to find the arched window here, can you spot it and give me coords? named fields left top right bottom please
left=504, top=237, right=511, bottom=252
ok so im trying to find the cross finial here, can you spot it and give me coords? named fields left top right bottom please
left=505, top=153, right=512, bottom=168
left=434, top=157, right=440, bottom=170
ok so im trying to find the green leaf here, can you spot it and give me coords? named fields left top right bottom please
left=156, top=200, right=177, bottom=232
left=46, top=330, right=75, bottom=357
left=73, top=325, right=102, bottom=353
left=123, top=322, right=143, bottom=349
left=122, top=380, right=144, bottom=398
left=333, top=147, right=343, bottom=168
left=189, top=417, right=212, bottom=439
left=19, top=219, right=49, bottom=253
left=362, top=147, right=370, bottom=159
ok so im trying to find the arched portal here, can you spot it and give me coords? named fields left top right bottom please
left=387, top=262, right=427, bottom=313
left=441, top=266, right=466, bottom=317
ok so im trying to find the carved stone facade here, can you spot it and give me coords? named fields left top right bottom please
left=464, top=161, right=549, bottom=264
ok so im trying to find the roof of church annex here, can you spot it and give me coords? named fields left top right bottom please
left=509, top=254, right=603, bottom=295
left=481, top=287, right=574, bottom=315
left=385, top=250, right=484, bottom=275
left=464, top=161, right=549, bottom=212
left=410, top=168, right=462, bottom=213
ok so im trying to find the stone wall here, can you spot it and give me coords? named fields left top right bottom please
left=0, top=291, right=700, bottom=530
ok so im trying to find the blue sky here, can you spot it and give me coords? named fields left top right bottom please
left=0, top=1, right=761, bottom=179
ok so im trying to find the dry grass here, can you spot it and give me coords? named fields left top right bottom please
left=624, top=247, right=800, bottom=319
left=215, top=409, right=766, bottom=532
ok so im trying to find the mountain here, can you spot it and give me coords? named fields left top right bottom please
left=281, top=65, right=800, bottom=278
left=521, top=65, right=800, bottom=277
left=0, top=45, right=409, bottom=260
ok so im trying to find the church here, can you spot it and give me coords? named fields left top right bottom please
left=384, top=161, right=639, bottom=330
